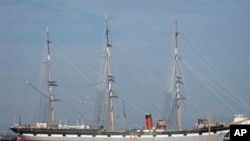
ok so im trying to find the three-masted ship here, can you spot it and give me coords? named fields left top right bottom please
left=10, top=17, right=249, bottom=141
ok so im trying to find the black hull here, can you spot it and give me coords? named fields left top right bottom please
left=10, top=126, right=229, bottom=137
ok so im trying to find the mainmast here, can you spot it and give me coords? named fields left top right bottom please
left=105, top=16, right=116, bottom=131
left=46, top=27, right=58, bottom=127
left=174, top=21, right=184, bottom=131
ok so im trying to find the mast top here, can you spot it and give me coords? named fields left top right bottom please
left=105, top=14, right=108, bottom=21
left=175, top=20, right=179, bottom=36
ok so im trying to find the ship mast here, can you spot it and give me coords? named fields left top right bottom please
left=174, top=21, right=184, bottom=131
left=105, top=16, right=116, bottom=131
left=46, top=27, right=58, bottom=127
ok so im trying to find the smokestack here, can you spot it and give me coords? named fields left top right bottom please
left=145, top=114, right=153, bottom=129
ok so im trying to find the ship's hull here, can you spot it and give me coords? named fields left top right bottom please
left=14, top=129, right=230, bottom=141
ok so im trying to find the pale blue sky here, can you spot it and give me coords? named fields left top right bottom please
left=1, top=0, right=250, bottom=131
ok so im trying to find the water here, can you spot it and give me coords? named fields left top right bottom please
left=0, top=131, right=16, bottom=141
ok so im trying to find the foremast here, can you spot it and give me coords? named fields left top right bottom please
left=105, top=16, right=116, bottom=131
left=174, top=21, right=184, bottom=131
left=46, top=27, right=58, bottom=127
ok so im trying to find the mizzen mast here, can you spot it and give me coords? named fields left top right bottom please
left=105, top=16, right=116, bottom=131
left=46, top=27, right=58, bottom=127
left=174, top=21, right=184, bottom=131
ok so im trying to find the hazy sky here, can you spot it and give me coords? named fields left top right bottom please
left=1, top=0, right=250, bottom=131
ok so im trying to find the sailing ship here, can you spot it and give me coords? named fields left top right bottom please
left=10, top=17, right=249, bottom=141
